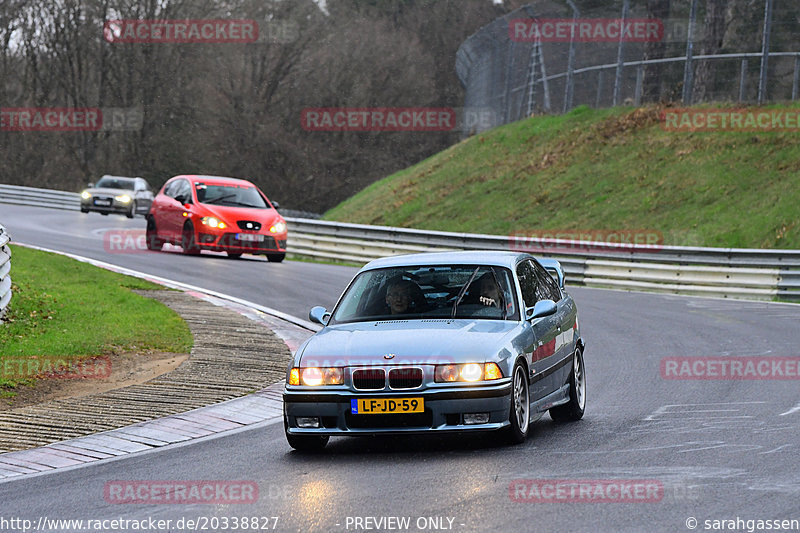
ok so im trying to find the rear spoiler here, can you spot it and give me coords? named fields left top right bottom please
left=537, top=258, right=565, bottom=289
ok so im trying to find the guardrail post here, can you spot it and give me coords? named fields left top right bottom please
left=0, top=224, right=12, bottom=322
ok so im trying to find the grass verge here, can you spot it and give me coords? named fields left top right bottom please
left=0, top=246, right=193, bottom=395
left=324, top=103, right=800, bottom=249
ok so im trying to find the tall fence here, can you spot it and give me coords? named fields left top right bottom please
left=0, top=224, right=11, bottom=321
left=457, top=0, right=800, bottom=134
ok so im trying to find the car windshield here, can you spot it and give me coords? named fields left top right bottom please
left=194, top=183, right=269, bottom=208
left=95, top=177, right=134, bottom=190
left=330, top=265, right=519, bottom=324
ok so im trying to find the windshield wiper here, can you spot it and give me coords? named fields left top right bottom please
left=226, top=201, right=264, bottom=208
left=204, top=194, right=236, bottom=205
left=451, top=267, right=480, bottom=319
left=489, top=267, right=508, bottom=320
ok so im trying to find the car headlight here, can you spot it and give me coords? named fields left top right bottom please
left=201, top=216, right=227, bottom=229
left=434, top=363, right=503, bottom=383
left=288, top=367, right=344, bottom=386
left=80, top=191, right=91, bottom=200
left=115, top=194, right=132, bottom=204
left=269, top=221, right=287, bottom=234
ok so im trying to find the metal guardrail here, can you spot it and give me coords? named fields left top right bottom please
left=0, top=224, right=11, bottom=321
left=0, top=184, right=80, bottom=211
left=285, top=217, right=800, bottom=303
left=1, top=184, right=797, bottom=302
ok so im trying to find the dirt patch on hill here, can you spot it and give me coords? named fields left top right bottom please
left=0, top=351, right=188, bottom=411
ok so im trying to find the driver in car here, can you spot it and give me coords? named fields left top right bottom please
left=385, top=279, right=418, bottom=315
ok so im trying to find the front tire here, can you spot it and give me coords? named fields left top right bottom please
left=145, top=217, right=164, bottom=251
left=267, top=252, right=285, bottom=263
left=126, top=201, right=137, bottom=219
left=181, top=223, right=201, bottom=255
left=549, top=346, right=586, bottom=422
left=503, top=361, right=530, bottom=444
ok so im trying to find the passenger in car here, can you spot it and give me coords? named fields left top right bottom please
left=475, top=273, right=502, bottom=307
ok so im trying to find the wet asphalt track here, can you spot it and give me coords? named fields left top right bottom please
left=1, top=204, right=800, bottom=533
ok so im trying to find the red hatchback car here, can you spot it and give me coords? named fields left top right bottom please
left=146, top=175, right=288, bottom=262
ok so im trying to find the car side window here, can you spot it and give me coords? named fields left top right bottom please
left=516, top=260, right=539, bottom=308
left=166, top=179, right=190, bottom=201
left=176, top=180, right=190, bottom=200
left=163, top=181, right=179, bottom=198
left=532, top=260, right=562, bottom=302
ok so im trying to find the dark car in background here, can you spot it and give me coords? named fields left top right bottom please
left=80, top=175, right=154, bottom=218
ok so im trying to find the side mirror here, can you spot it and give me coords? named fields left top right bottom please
left=87, top=182, right=95, bottom=188
left=309, top=306, right=330, bottom=325
left=525, top=299, right=557, bottom=321
left=174, top=194, right=190, bottom=205
left=271, top=201, right=280, bottom=210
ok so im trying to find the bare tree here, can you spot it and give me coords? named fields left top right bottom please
left=643, top=0, right=672, bottom=102
left=693, top=0, right=730, bottom=102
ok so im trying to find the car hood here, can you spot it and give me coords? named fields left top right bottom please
left=195, top=204, right=282, bottom=226
left=85, top=187, right=134, bottom=196
left=297, top=319, right=522, bottom=367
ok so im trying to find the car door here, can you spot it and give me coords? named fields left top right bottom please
left=149, top=180, right=173, bottom=237
left=165, top=179, right=193, bottom=240
left=153, top=179, right=185, bottom=241
left=531, top=259, right=577, bottom=392
left=516, top=259, right=561, bottom=401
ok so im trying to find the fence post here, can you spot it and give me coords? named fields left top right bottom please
left=758, top=0, right=773, bottom=104
left=793, top=55, right=800, bottom=101
left=682, top=0, right=699, bottom=105
left=738, top=59, right=749, bottom=102
left=503, top=39, right=516, bottom=123
left=596, top=69, right=605, bottom=107
left=612, top=0, right=630, bottom=106
left=634, top=64, right=644, bottom=106
left=563, top=0, right=580, bottom=113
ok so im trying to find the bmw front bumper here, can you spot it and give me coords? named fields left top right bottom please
left=283, top=379, right=512, bottom=436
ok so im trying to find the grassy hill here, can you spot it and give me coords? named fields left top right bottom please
left=324, top=104, right=800, bottom=249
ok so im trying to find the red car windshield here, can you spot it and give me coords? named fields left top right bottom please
left=194, top=183, right=270, bottom=209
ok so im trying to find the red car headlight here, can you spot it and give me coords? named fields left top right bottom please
left=269, top=221, right=287, bottom=233
left=201, top=216, right=227, bottom=229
